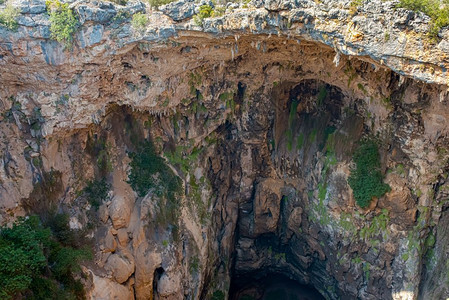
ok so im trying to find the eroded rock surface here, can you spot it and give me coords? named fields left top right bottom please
left=1, top=0, right=449, bottom=299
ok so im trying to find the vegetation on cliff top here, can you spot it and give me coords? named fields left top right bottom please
left=0, top=3, right=19, bottom=30
left=131, top=12, right=148, bottom=31
left=0, top=215, right=92, bottom=300
left=397, top=0, right=449, bottom=37
left=193, top=4, right=225, bottom=26
left=348, top=140, right=390, bottom=208
left=46, top=0, right=79, bottom=48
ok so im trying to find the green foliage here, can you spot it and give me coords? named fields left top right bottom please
left=349, top=0, right=363, bottom=14
left=397, top=0, right=449, bottom=37
left=109, top=0, right=127, bottom=5
left=211, top=290, right=225, bottom=300
left=0, top=216, right=48, bottom=299
left=21, top=169, right=63, bottom=216
left=165, top=144, right=209, bottom=224
left=359, top=208, right=390, bottom=241
left=309, top=129, right=317, bottom=142
left=147, top=0, right=175, bottom=8
left=0, top=215, right=92, bottom=300
left=357, top=83, right=367, bottom=95
left=46, top=0, right=79, bottom=48
left=83, top=179, right=110, bottom=209
left=127, top=140, right=181, bottom=198
left=189, top=256, right=200, bottom=274
left=286, top=100, right=298, bottom=151
left=296, top=133, right=304, bottom=150
left=131, top=12, right=148, bottom=31
left=112, top=9, right=131, bottom=23
left=193, top=4, right=213, bottom=25
left=0, top=3, right=20, bottom=30
left=128, top=140, right=182, bottom=227
left=317, top=86, right=328, bottom=106
left=85, top=134, right=112, bottom=175
left=348, top=140, right=390, bottom=208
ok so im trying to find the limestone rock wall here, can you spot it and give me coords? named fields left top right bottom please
left=1, top=0, right=449, bottom=299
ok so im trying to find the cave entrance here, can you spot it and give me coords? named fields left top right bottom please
left=152, top=267, right=165, bottom=300
left=229, top=273, right=325, bottom=300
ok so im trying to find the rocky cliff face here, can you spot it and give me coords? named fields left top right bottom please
left=1, top=0, right=449, bottom=299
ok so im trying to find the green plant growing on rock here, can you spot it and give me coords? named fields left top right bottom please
left=131, top=12, right=148, bottom=31
left=189, top=256, right=200, bottom=274
left=348, top=140, right=390, bottom=208
left=193, top=4, right=213, bottom=26
left=46, top=0, right=79, bottom=48
left=349, top=0, right=363, bottom=15
left=317, top=86, right=327, bottom=106
left=109, top=0, right=127, bottom=5
left=359, top=208, right=390, bottom=241
left=397, top=0, right=449, bottom=38
left=83, top=178, right=110, bottom=209
left=0, top=3, right=20, bottom=31
left=127, top=140, right=182, bottom=226
left=148, top=0, right=176, bottom=8
left=127, top=140, right=182, bottom=198
left=0, top=215, right=92, bottom=300
left=211, top=290, right=225, bottom=300
left=286, top=100, right=298, bottom=151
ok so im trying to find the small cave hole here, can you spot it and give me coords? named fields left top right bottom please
left=153, top=267, right=165, bottom=300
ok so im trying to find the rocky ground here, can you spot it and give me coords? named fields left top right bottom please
left=1, top=0, right=449, bottom=299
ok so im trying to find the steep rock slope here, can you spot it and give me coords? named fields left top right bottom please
left=1, top=0, right=449, bottom=299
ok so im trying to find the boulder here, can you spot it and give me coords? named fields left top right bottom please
left=159, top=0, right=196, bottom=21
left=105, top=253, right=135, bottom=284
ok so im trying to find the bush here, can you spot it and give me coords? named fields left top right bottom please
left=348, top=140, right=390, bottom=208
left=193, top=5, right=213, bottom=26
left=0, top=215, right=91, bottom=299
left=83, top=178, right=110, bottom=209
left=46, top=0, right=79, bottom=48
left=148, top=0, right=176, bottom=8
left=127, top=140, right=182, bottom=225
left=0, top=3, right=20, bottom=30
left=127, top=140, right=182, bottom=197
left=211, top=290, right=225, bottom=300
left=397, top=0, right=449, bottom=37
left=109, top=0, right=127, bottom=5
left=131, top=12, right=148, bottom=31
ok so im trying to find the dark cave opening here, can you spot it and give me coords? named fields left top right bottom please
left=152, top=267, right=165, bottom=300
left=229, top=272, right=325, bottom=300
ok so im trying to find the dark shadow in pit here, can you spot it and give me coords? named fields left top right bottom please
left=229, top=273, right=325, bottom=300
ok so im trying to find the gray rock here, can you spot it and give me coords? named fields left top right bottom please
left=159, top=0, right=196, bottom=21
left=78, top=24, right=104, bottom=48
left=264, top=0, right=295, bottom=11
left=76, top=4, right=117, bottom=24
left=14, top=0, right=46, bottom=14
left=17, top=15, right=36, bottom=27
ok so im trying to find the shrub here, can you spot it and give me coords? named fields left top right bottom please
left=349, top=0, right=363, bottom=15
left=348, top=140, right=390, bottom=208
left=0, top=215, right=91, bottom=299
left=83, top=178, right=110, bottom=209
left=127, top=140, right=181, bottom=197
left=46, top=0, right=79, bottom=48
left=131, top=12, right=148, bottom=31
left=211, top=290, right=225, bottom=300
left=148, top=0, right=176, bottom=8
left=0, top=3, right=20, bottom=30
left=128, top=141, right=182, bottom=225
left=127, top=140, right=183, bottom=226
left=397, top=0, right=449, bottom=38
left=109, top=0, right=127, bottom=5
left=193, top=4, right=213, bottom=26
